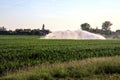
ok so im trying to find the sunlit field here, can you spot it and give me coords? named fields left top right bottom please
left=0, top=35, right=120, bottom=80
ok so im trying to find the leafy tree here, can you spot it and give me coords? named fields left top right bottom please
left=102, top=21, right=112, bottom=31
left=81, top=23, right=90, bottom=31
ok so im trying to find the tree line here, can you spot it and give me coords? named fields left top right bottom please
left=80, top=21, right=113, bottom=35
left=0, top=24, right=51, bottom=36
left=80, top=21, right=120, bottom=39
left=0, top=22, right=120, bottom=36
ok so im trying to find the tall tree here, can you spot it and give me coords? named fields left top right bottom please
left=102, top=21, right=112, bottom=31
left=81, top=23, right=90, bottom=31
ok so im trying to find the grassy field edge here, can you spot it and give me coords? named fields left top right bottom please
left=1, top=56, right=120, bottom=80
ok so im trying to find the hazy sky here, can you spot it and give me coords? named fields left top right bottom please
left=0, top=0, right=120, bottom=31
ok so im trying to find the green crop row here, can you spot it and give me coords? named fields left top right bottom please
left=0, top=35, right=120, bottom=76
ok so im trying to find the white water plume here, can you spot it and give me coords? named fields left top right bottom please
left=44, top=30, right=105, bottom=40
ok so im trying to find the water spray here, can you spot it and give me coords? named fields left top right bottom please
left=44, top=30, right=105, bottom=40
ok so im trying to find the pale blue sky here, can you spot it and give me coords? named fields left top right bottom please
left=0, top=0, right=120, bottom=31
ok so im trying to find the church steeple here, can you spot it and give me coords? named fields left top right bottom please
left=42, top=24, right=45, bottom=30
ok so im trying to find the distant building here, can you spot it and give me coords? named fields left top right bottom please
left=39, top=24, right=51, bottom=36
left=0, top=26, right=6, bottom=31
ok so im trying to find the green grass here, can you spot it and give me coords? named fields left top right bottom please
left=1, top=56, right=120, bottom=80
left=0, top=35, right=120, bottom=79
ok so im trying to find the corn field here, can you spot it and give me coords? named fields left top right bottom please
left=0, top=35, right=120, bottom=76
